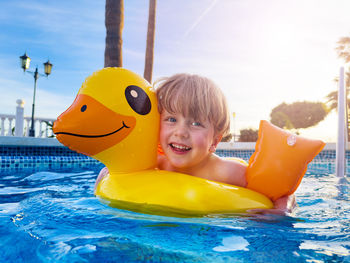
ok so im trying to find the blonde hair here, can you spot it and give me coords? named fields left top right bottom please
left=155, top=73, right=230, bottom=136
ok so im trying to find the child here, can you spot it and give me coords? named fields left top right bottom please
left=96, top=73, right=295, bottom=215
left=156, top=73, right=295, bottom=215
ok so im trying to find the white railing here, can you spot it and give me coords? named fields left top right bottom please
left=0, top=99, right=55, bottom=138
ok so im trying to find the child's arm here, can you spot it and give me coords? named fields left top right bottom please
left=248, top=194, right=296, bottom=215
left=273, top=194, right=296, bottom=213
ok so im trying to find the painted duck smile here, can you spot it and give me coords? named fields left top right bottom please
left=54, top=121, right=130, bottom=138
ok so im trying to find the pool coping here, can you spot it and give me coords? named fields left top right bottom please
left=0, top=136, right=63, bottom=147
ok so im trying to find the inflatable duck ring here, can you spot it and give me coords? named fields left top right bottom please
left=53, top=68, right=325, bottom=217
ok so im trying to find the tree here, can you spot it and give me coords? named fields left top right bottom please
left=325, top=36, right=350, bottom=111
left=270, top=101, right=328, bottom=130
left=144, top=0, right=157, bottom=83
left=104, top=0, right=124, bottom=67
left=238, top=128, right=258, bottom=142
left=336, top=36, right=350, bottom=63
left=221, top=133, right=233, bottom=142
left=270, top=108, right=293, bottom=130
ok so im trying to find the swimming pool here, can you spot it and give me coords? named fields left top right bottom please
left=0, top=145, right=349, bottom=262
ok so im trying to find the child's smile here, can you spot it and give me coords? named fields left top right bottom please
left=169, top=143, right=191, bottom=154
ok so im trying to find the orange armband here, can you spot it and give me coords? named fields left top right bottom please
left=246, top=120, right=325, bottom=201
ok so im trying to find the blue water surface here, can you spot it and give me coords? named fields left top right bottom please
left=0, top=163, right=349, bottom=262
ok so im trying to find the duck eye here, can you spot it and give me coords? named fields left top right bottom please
left=81, top=105, right=87, bottom=112
left=125, top=85, right=151, bottom=115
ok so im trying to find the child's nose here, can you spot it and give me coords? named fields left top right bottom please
left=174, top=123, right=189, bottom=138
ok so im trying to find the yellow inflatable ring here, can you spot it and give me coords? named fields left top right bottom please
left=53, top=68, right=325, bottom=216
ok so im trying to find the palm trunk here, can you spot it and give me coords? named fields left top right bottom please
left=104, top=0, right=124, bottom=67
left=144, top=0, right=157, bottom=83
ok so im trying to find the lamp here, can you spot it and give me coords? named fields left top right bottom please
left=19, top=52, right=53, bottom=137
left=20, top=53, right=31, bottom=72
left=43, top=60, right=53, bottom=76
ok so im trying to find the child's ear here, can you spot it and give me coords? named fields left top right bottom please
left=209, top=134, right=222, bottom=153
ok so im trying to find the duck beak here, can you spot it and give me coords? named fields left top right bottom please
left=53, top=94, right=136, bottom=156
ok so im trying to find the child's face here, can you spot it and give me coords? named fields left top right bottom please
left=160, top=110, right=220, bottom=170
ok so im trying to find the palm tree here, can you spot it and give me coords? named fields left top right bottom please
left=336, top=36, right=350, bottom=63
left=326, top=36, right=350, bottom=140
left=144, top=0, right=157, bottom=83
left=104, top=0, right=124, bottom=67
left=325, top=36, right=350, bottom=111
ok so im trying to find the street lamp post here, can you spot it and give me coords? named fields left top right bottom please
left=19, top=52, right=53, bottom=137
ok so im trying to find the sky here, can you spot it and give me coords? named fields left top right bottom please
left=0, top=0, right=349, bottom=142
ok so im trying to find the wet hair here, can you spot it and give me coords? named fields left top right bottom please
left=155, top=73, right=230, bottom=136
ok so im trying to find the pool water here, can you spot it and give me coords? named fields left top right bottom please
left=0, top=162, right=349, bottom=262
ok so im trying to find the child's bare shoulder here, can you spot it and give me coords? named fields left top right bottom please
left=213, top=157, right=247, bottom=187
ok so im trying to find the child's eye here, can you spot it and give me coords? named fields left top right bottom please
left=166, top=117, right=176, bottom=123
left=191, top=121, right=202, bottom=127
